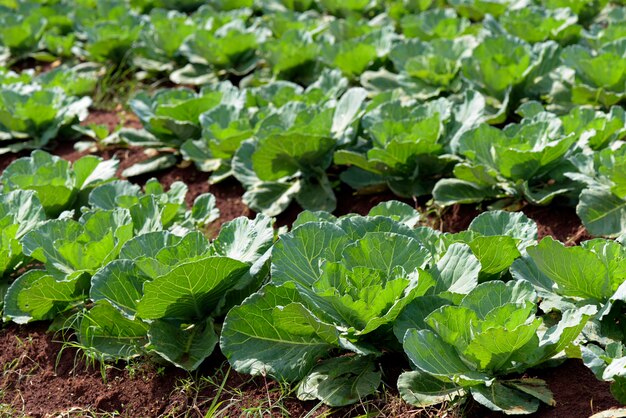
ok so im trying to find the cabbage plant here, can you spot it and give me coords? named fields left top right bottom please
left=433, top=116, right=578, bottom=207
left=0, top=84, right=91, bottom=154
left=567, top=143, right=626, bottom=236
left=511, top=236, right=626, bottom=403
left=561, top=41, right=626, bottom=107
left=0, top=151, right=117, bottom=217
left=221, top=205, right=539, bottom=406
left=398, top=280, right=595, bottom=414
left=231, top=87, right=367, bottom=216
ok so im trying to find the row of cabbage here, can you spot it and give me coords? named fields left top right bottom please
left=1, top=64, right=624, bottom=236
left=2, top=0, right=626, bottom=230
left=0, top=149, right=275, bottom=370
left=4, top=0, right=626, bottom=104
left=1, top=149, right=626, bottom=414
left=0, top=63, right=99, bottom=153
left=220, top=206, right=626, bottom=413
left=3, top=0, right=623, bottom=78
left=109, top=79, right=626, bottom=239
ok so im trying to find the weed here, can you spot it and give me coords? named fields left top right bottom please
left=421, top=199, right=447, bottom=232
left=91, top=54, right=139, bottom=111
left=13, top=336, right=33, bottom=350
left=0, top=401, right=22, bottom=418
left=43, top=407, right=122, bottom=417
left=55, top=338, right=112, bottom=383
left=2, top=351, right=40, bottom=389
left=203, top=366, right=230, bottom=418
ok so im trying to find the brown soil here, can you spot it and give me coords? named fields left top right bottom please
left=522, top=205, right=591, bottom=244
left=439, top=203, right=590, bottom=244
left=81, top=109, right=142, bottom=132
left=0, top=152, right=22, bottom=172
left=275, top=184, right=414, bottom=228
left=439, top=203, right=481, bottom=233
left=0, top=323, right=186, bottom=418
left=0, top=322, right=620, bottom=418
left=469, top=360, right=621, bottom=418
left=530, top=360, right=621, bottom=417
left=0, top=323, right=421, bottom=418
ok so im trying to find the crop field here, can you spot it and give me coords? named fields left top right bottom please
left=2, top=0, right=626, bottom=417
